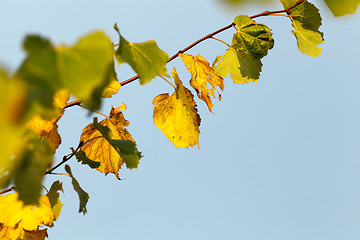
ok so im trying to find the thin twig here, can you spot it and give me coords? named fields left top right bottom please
left=0, top=186, right=15, bottom=195
left=46, top=141, right=84, bottom=174
left=119, top=0, right=303, bottom=87
left=61, top=0, right=304, bottom=108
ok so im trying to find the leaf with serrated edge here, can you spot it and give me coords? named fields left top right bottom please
left=114, top=23, right=169, bottom=85
left=213, top=47, right=262, bottom=84
left=64, top=165, right=89, bottom=215
left=280, top=0, right=323, bottom=57
left=179, top=54, right=224, bottom=113
left=80, top=106, right=141, bottom=179
left=153, top=67, right=201, bottom=149
left=0, top=192, right=54, bottom=240
left=233, top=15, right=274, bottom=59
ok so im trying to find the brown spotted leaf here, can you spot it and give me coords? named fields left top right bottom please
left=153, top=68, right=201, bottom=149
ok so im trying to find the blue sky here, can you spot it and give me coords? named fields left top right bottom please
left=1, top=1, right=360, bottom=240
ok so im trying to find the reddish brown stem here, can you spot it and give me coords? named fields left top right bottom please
left=63, top=0, right=304, bottom=106
left=0, top=186, right=15, bottom=195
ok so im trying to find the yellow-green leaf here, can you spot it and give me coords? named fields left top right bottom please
left=102, top=80, right=121, bottom=98
left=280, top=0, right=324, bottom=57
left=323, top=0, right=360, bottom=16
left=153, top=68, right=201, bottom=149
left=179, top=54, right=224, bottom=113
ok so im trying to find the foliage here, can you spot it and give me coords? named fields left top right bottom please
left=0, top=0, right=358, bottom=239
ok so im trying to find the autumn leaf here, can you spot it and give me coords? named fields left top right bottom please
left=179, top=53, right=224, bottom=113
left=80, top=106, right=141, bottom=179
left=102, top=80, right=121, bottom=98
left=323, top=0, right=360, bottom=16
left=0, top=192, right=54, bottom=240
left=153, top=67, right=201, bottom=149
left=26, top=89, right=69, bottom=153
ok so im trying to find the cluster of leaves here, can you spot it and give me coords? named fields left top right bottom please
left=0, top=0, right=358, bottom=239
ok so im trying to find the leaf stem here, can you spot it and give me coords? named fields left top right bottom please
left=159, top=75, right=176, bottom=89
left=211, top=37, right=231, bottom=48
left=79, top=105, right=108, bottom=119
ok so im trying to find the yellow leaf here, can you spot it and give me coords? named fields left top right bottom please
left=53, top=89, right=70, bottom=109
left=179, top=53, right=224, bottom=113
left=0, top=192, right=54, bottom=240
left=80, top=105, right=135, bottom=179
left=26, top=89, right=69, bottom=153
left=102, top=80, right=121, bottom=98
left=153, top=67, right=201, bottom=149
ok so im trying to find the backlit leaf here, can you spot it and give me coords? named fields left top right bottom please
left=323, top=0, right=360, bottom=16
left=280, top=0, right=324, bottom=57
left=0, top=192, right=54, bottom=240
left=114, top=23, right=169, bottom=85
left=102, top=80, right=121, bottom=98
left=153, top=68, right=201, bottom=149
left=213, top=47, right=262, bottom=84
left=64, top=165, right=89, bottom=215
left=16, top=32, right=114, bottom=113
left=80, top=106, right=141, bottom=179
left=179, top=54, right=224, bottom=113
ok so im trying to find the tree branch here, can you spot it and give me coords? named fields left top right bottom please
left=62, top=0, right=304, bottom=108
left=0, top=186, right=15, bottom=195
left=46, top=141, right=84, bottom=175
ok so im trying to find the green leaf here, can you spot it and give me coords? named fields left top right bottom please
left=233, top=15, right=274, bottom=59
left=46, top=180, right=64, bottom=221
left=93, top=118, right=142, bottom=169
left=280, top=0, right=324, bottom=57
left=75, top=150, right=101, bottom=169
left=14, top=132, right=53, bottom=205
left=114, top=23, right=169, bottom=85
left=212, top=47, right=262, bottom=84
left=323, top=0, right=360, bottom=16
left=64, top=164, right=89, bottom=215
left=16, top=31, right=115, bottom=114
left=56, top=32, right=115, bottom=109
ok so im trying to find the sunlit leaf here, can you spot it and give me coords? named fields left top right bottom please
left=80, top=106, right=141, bottom=179
left=179, top=54, right=224, bottom=113
left=323, top=0, right=360, bottom=16
left=64, top=165, right=89, bottom=215
left=0, top=192, right=54, bottom=240
left=280, top=0, right=323, bottom=57
left=153, top=68, right=201, bottom=149
left=114, top=23, right=169, bottom=85
left=213, top=47, right=262, bottom=84
left=102, top=80, right=121, bottom=98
